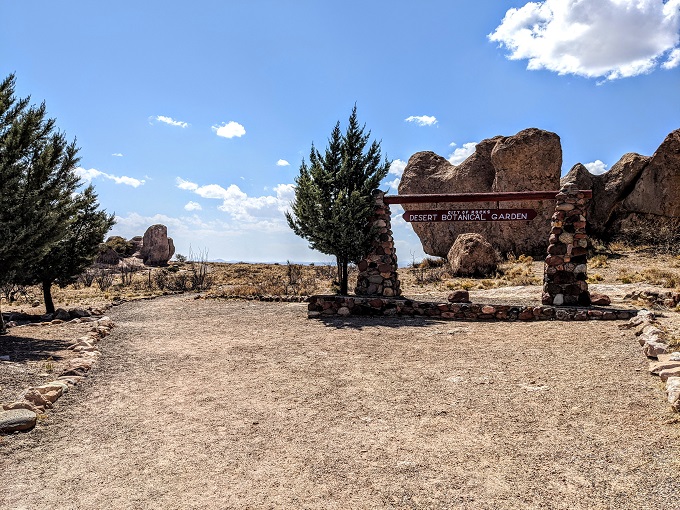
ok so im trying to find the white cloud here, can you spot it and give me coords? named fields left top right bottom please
left=184, top=201, right=202, bottom=211
left=584, top=160, right=608, bottom=175
left=111, top=153, right=123, bottom=157
left=489, top=0, right=680, bottom=80
left=177, top=177, right=295, bottom=226
left=276, top=159, right=290, bottom=167
left=386, top=177, right=401, bottom=191
left=405, top=115, right=438, bottom=126
left=154, top=115, right=188, bottom=128
left=75, top=167, right=145, bottom=188
left=385, top=159, right=407, bottom=191
left=664, top=47, right=680, bottom=69
left=389, top=159, right=407, bottom=177
left=176, top=177, right=199, bottom=191
left=212, top=121, right=246, bottom=139
left=447, top=142, right=477, bottom=165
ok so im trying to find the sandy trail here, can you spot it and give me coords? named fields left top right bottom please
left=1, top=294, right=679, bottom=509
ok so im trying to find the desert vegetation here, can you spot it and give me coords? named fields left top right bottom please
left=2, top=244, right=679, bottom=317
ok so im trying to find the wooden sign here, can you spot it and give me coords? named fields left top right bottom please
left=403, top=208, right=537, bottom=223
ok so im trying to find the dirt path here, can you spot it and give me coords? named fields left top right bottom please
left=2, top=295, right=679, bottom=509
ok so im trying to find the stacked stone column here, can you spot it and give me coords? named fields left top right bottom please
left=543, top=182, right=590, bottom=306
left=355, top=190, right=401, bottom=297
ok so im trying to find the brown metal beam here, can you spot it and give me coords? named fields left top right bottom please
left=383, top=190, right=592, bottom=204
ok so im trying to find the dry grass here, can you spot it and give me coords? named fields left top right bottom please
left=2, top=246, right=679, bottom=316
left=616, top=268, right=680, bottom=288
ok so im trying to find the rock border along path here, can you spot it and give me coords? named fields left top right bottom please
left=621, top=310, right=680, bottom=412
left=0, top=314, right=115, bottom=434
left=308, top=295, right=637, bottom=322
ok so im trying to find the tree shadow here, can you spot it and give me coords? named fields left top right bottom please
left=0, top=334, right=70, bottom=362
left=317, top=315, right=446, bottom=330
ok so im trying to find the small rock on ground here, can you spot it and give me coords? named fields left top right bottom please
left=0, top=408, right=37, bottom=433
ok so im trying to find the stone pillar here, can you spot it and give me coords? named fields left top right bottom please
left=543, top=182, right=590, bottom=306
left=355, top=190, right=401, bottom=297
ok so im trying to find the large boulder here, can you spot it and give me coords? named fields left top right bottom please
left=400, top=128, right=561, bottom=257
left=448, top=233, right=500, bottom=277
left=561, top=155, right=649, bottom=237
left=140, top=225, right=175, bottom=266
left=96, top=245, right=121, bottom=265
left=129, top=236, right=144, bottom=259
left=622, top=129, right=680, bottom=218
left=561, top=128, right=679, bottom=238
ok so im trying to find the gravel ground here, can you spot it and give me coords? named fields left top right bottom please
left=1, top=294, right=679, bottom=509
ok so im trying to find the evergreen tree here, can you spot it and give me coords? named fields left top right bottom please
left=21, top=186, right=115, bottom=314
left=0, top=74, right=113, bottom=325
left=286, top=106, right=390, bottom=294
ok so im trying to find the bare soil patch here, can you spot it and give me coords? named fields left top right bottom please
left=0, top=320, right=100, bottom=404
left=1, top=295, right=679, bottom=509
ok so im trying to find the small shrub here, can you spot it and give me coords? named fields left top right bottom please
left=256, top=277, right=286, bottom=295
left=588, top=273, right=605, bottom=283
left=153, top=269, right=169, bottom=291
left=94, top=268, right=115, bottom=292
left=42, top=356, right=55, bottom=373
left=188, top=248, right=214, bottom=291
left=168, top=271, right=191, bottom=292
left=590, top=255, right=608, bottom=268
left=639, top=269, right=679, bottom=288
left=78, top=270, right=97, bottom=288
left=229, top=284, right=258, bottom=296
left=119, top=262, right=138, bottom=287
left=286, top=260, right=303, bottom=294
left=419, top=257, right=447, bottom=269
left=0, top=283, right=32, bottom=303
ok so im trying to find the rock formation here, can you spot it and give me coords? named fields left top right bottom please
left=561, top=128, right=680, bottom=238
left=140, top=224, right=175, bottom=266
left=447, top=233, right=499, bottom=276
left=94, top=226, right=175, bottom=266
left=399, top=128, right=561, bottom=258
left=95, top=246, right=121, bottom=265
left=129, top=236, right=144, bottom=259
left=401, top=127, right=679, bottom=258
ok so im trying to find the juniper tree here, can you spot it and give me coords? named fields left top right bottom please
left=0, top=74, right=113, bottom=324
left=286, top=106, right=390, bottom=294
left=21, top=186, right=115, bottom=314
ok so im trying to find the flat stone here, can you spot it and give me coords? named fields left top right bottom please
left=666, top=377, right=680, bottom=411
left=649, top=360, right=680, bottom=375
left=590, top=293, right=611, bottom=306
left=659, top=367, right=680, bottom=382
left=0, top=409, right=37, bottom=433
left=53, top=308, right=71, bottom=321
left=448, top=290, right=470, bottom=303
left=68, top=308, right=91, bottom=319
left=57, top=376, right=84, bottom=385
left=2, top=401, right=39, bottom=412
left=643, top=339, right=668, bottom=358
left=658, top=352, right=680, bottom=362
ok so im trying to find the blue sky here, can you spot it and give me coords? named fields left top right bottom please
left=2, top=0, right=679, bottom=263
